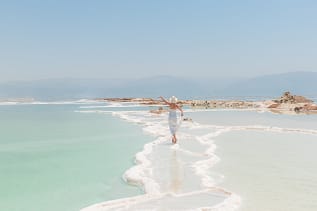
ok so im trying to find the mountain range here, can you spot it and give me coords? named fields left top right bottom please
left=0, top=71, right=316, bottom=100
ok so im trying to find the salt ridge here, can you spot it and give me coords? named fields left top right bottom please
left=81, top=110, right=241, bottom=211
left=81, top=108, right=317, bottom=211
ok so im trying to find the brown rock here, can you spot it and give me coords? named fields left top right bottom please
left=293, top=96, right=313, bottom=103
left=149, top=106, right=166, bottom=114
left=304, top=104, right=317, bottom=110
left=268, top=103, right=280, bottom=108
left=274, top=92, right=313, bottom=104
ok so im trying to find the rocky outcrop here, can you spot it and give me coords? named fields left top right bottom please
left=101, top=93, right=317, bottom=115
left=267, top=103, right=279, bottom=109
left=149, top=106, right=167, bottom=114
left=294, top=95, right=313, bottom=103
left=96, top=97, right=163, bottom=104
left=190, top=100, right=259, bottom=109
left=273, top=92, right=313, bottom=104
left=268, top=92, right=316, bottom=113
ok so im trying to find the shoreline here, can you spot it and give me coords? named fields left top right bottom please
left=81, top=107, right=317, bottom=211
left=81, top=110, right=242, bottom=211
left=96, top=92, right=317, bottom=115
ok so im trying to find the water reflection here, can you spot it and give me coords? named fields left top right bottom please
left=169, top=149, right=184, bottom=193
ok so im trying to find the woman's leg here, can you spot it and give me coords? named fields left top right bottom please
left=173, top=134, right=177, bottom=144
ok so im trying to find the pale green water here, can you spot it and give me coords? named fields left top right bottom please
left=2, top=105, right=317, bottom=211
left=0, top=104, right=151, bottom=211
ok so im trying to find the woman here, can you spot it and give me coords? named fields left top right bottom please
left=160, top=96, right=184, bottom=144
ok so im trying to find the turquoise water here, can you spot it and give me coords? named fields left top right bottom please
left=0, top=104, right=151, bottom=211
left=2, top=104, right=317, bottom=211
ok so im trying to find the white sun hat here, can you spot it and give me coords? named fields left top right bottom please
left=169, top=96, right=178, bottom=103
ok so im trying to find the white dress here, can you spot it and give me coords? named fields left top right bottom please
left=168, top=108, right=181, bottom=135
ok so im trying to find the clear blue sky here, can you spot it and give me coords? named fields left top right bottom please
left=1, top=0, right=316, bottom=82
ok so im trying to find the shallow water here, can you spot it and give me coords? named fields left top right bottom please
left=0, top=104, right=151, bottom=211
left=83, top=110, right=240, bottom=210
left=188, top=110, right=317, bottom=211
left=2, top=103, right=317, bottom=211
left=213, top=131, right=317, bottom=211
left=91, top=109, right=317, bottom=211
left=187, top=109, right=317, bottom=130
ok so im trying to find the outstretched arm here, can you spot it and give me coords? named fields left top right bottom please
left=159, top=96, right=171, bottom=106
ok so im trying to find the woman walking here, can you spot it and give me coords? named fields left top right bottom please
left=160, top=96, right=184, bottom=144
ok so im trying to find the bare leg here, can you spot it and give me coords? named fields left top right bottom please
left=171, top=134, right=176, bottom=144
left=173, top=134, right=177, bottom=144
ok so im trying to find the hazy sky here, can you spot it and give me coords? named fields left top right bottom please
left=1, top=0, right=317, bottom=82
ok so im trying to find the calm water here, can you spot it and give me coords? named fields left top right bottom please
left=1, top=104, right=317, bottom=211
left=0, top=104, right=151, bottom=211
left=213, top=131, right=317, bottom=211
left=189, top=110, right=317, bottom=211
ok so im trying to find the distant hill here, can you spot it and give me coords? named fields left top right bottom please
left=0, top=78, right=128, bottom=100
left=0, top=76, right=237, bottom=100
left=0, top=72, right=316, bottom=100
left=106, top=75, right=239, bottom=99
left=220, top=71, right=317, bottom=97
